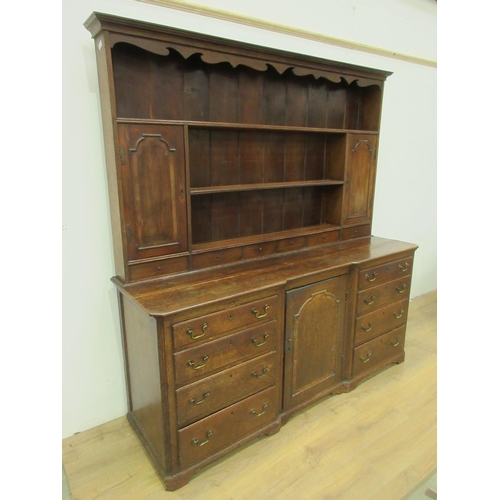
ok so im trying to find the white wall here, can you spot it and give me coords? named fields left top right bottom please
left=62, top=0, right=436, bottom=438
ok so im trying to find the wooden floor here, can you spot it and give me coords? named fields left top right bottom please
left=62, top=290, right=437, bottom=500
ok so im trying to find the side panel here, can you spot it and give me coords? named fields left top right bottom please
left=121, top=294, right=167, bottom=470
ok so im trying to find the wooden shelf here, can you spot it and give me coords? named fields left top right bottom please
left=115, top=117, right=380, bottom=135
left=190, top=180, right=344, bottom=195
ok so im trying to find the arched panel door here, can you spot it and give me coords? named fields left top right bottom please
left=118, top=124, right=188, bottom=262
left=343, top=134, right=378, bottom=226
left=283, top=275, right=347, bottom=411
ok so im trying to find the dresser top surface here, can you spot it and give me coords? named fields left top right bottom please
left=113, top=236, right=417, bottom=317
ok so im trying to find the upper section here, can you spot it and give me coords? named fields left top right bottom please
left=85, top=12, right=393, bottom=284
left=85, top=12, right=392, bottom=90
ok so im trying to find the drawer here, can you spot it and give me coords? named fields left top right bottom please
left=358, top=257, right=413, bottom=290
left=176, top=351, right=277, bottom=428
left=191, top=247, right=243, bottom=270
left=173, top=295, right=279, bottom=350
left=354, top=299, right=408, bottom=346
left=342, top=224, right=371, bottom=241
left=178, top=385, right=278, bottom=468
left=276, top=236, right=306, bottom=253
left=352, top=326, right=406, bottom=378
left=357, top=276, right=412, bottom=315
left=305, top=230, right=340, bottom=247
left=174, top=320, right=278, bottom=385
left=242, top=241, right=276, bottom=260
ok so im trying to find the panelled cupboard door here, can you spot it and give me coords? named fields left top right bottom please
left=343, top=134, right=378, bottom=226
left=117, top=124, right=188, bottom=261
left=283, top=275, right=347, bottom=411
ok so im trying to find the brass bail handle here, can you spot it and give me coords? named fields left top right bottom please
left=365, top=271, right=378, bottom=282
left=187, top=354, right=209, bottom=370
left=250, top=403, right=268, bottom=417
left=252, top=304, right=269, bottom=319
left=191, top=430, right=213, bottom=447
left=187, top=322, right=208, bottom=340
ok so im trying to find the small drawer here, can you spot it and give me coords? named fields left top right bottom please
left=176, top=351, right=277, bottom=427
left=357, top=276, right=412, bottom=315
left=354, top=299, right=408, bottom=346
left=178, top=385, right=278, bottom=468
left=352, top=326, right=406, bottom=378
left=276, top=236, right=306, bottom=253
left=306, top=230, right=340, bottom=247
left=342, top=224, right=371, bottom=241
left=191, top=247, right=243, bottom=270
left=358, top=257, right=413, bottom=290
left=173, top=295, right=279, bottom=350
left=128, top=255, right=189, bottom=282
left=174, top=320, right=278, bottom=385
left=242, top=241, right=276, bottom=260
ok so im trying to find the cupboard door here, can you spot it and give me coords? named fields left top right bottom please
left=343, top=134, right=378, bottom=226
left=283, top=275, right=347, bottom=411
left=117, top=124, right=188, bottom=261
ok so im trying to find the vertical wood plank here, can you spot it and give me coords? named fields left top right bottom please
left=112, top=44, right=151, bottom=118
left=188, top=128, right=210, bottom=188
left=183, top=59, right=210, bottom=121
left=209, top=65, right=239, bottom=123
left=284, top=132, right=306, bottom=182
left=238, top=67, right=264, bottom=124
left=150, top=51, right=184, bottom=120
left=307, top=79, right=328, bottom=128
left=286, top=76, right=308, bottom=127
left=264, top=68, right=287, bottom=125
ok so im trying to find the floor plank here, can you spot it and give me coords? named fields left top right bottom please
left=63, top=290, right=437, bottom=499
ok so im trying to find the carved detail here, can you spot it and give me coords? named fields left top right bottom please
left=110, top=35, right=381, bottom=88
left=130, top=134, right=176, bottom=153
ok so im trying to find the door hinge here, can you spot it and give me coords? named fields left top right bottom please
left=345, top=290, right=348, bottom=301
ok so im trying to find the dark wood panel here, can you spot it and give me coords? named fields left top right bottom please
left=209, top=64, right=239, bottom=123
left=263, top=68, right=287, bottom=125
left=307, top=79, right=328, bottom=128
left=283, top=275, right=347, bottom=411
left=183, top=60, right=210, bottom=121
left=113, top=43, right=151, bottom=118
left=238, top=67, right=264, bottom=124
left=284, top=132, right=306, bottom=182
left=285, top=75, right=308, bottom=127
left=150, top=50, right=184, bottom=120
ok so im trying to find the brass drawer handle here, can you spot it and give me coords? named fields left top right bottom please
left=250, top=403, right=268, bottom=417
left=359, top=351, right=372, bottom=363
left=252, top=332, right=269, bottom=347
left=394, top=309, right=404, bottom=319
left=364, top=295, right=376, bottom=305
left=186, top=322, right=208, bottom=340
left=252, top=304, right=269, bottom=319
left=251, top=366, right=269, bottom=379
left=361, top=322, right=373, bottom=332
left=189, top=391, right=210, bottom=405
left=191, top=430, right=213, bottom=447
left=399, top=262, right=410, bottom=272
left=396, top=284, right=407, bottom=294
left=365, top=271, right=378, bottom=282
left=391, top=337, right=401, bottom=347
left=187, top=355, right=209, bottom=370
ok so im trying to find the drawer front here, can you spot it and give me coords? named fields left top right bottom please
left=342, top=224, right=371, bottom=241
left=352, top=326, right=406, bottom=378
left=276, top=236, right=306, bottom=253
left=174, top=320, right=278, bottom=385
left=176, top=351, right=277, bottom=428
left=191, top=247, right=243, bottom=270
left=355, top=299, right=408, bottom=346
left=305, top=230, right=340, bottom=247
left=178, top=385, right=278, bottom=468
left=358, top=257, right=413, bottom=290
left=242, top=241, right=276, bottom=260
left=356, top=276, right=412, bottom=315
left=173, top=295, right=279, bottom=350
